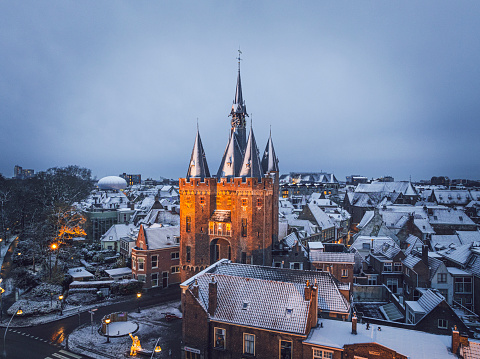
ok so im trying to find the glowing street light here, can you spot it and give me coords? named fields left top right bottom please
left=150, top=337, right=162, bottom=359
left=137, top=292, right=142, bottom=313
left=58, top=295, right=64, bottom=316
left=105, top=318, right=111, bottom=343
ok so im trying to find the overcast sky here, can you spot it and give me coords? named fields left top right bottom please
left=1, top=1, right=479, bottom=182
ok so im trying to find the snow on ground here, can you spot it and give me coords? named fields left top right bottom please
left=106, top=321, right=138, bottom=337
left=68, top=301, right=182, bottom=359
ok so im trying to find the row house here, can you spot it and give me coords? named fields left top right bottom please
left=131, top=224, right=180, bottom=289
left=309, top=252, right=355, bottom=286
left=367, top=242, right=405, bottom=296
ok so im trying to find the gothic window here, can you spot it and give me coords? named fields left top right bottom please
left=186, top=246, right=191, bottom=262
left=186, top=216, right=191, bottom=232
left=257, top=198, right=263, bottom=207
left=200, top=196, right=206, bottom=205
left=241, top=218, right=247, bottom=237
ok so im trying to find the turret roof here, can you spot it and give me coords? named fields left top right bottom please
left=186, top=128, right=210, bottom=180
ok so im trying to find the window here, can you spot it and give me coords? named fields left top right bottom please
left=241, top=218, right=247, bottom=237
left=387, top=278, right=398, bottom=294
left=186, top=216, right=191, bottom=232
left=199, top=196, right=205, bottom=205
left=186, top=246, right=191, bottom=262
left=368, top=275, right=377, bottom=285
left=171, top=266, right=180, bottom=273
left=383, top=263, right=392, bottom=272
left=152, top=273, right=159, bottom=287
left=393, top=262, right=402, bottom=272
left=132, top=258, right=136, bottom=270
left=171, top=252, right=179, bottom=260
left=215, top=244, right=220, bottom=261
left=138, top=258, right=144, bottom=271
left=151, top=255, right=158, bottom=268
left=290, top=262, right=303, bottom=270
left=214, top=328, right=225, bottom=349
left=241, top=252, right=247, bottom=264
left=242, top=198, right=247, bottom=207
left=455, top=276, right=472, bottom=293
left=138, top=274, right=146, bottom=282
left=405, top=267, right=410, bottom=277
left=226, top=223, right=231, bottom=236
left=438, top=273, right=447, bottom=283
left=280, top=341, right=292, bottom=359
left=227, top=197, right=232, bottom=206
left=243, top=333, right=255, bottom=355
left=341, top=269, right=348, bottom=277
left=209, top=222, right=215, bottom=235
left=362, top=243, right=370, bottom=250
left=313, top=348, right=333, bottom=359
left=216, top=197, right=221, bottom=206
left=185, top=352, right=200, bottom=359
left=408, top=311, right=415, bottom=324
left=257, top=198, right=263, bottom=207
left=438, top=319, right=448, bottom=329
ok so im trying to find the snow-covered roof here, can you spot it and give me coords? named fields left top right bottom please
left=283, top=232, right=308, bottom=256
left=104, top=267, right=132, bottom=277
left=190, top=273, right=310, bottom=334
left=447, top=267, right=471, bottom=276
left=185, top=261, right=350, bottom=314
left=429, top=208, right=475, bottom=226
left=68, top=267, right=94, bottom=279
left=143, top=225, right=180, bottom=250
left=304, top=319, right=457, bottom=358
left=308, top=242, right=324, bottom=250
left=306, top=203, right=335, bottom=230
left=309, top=252, right=355, bottom=263
left=101, top=224, right=136, bottom=242
left=437, top=244, right=474, bottom=266
left=434, top=190, right=473, bottom=206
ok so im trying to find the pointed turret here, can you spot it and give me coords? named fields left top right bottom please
left=261, top=130, right=279, bottom=174
left=186, top=128, right=210, bottom=181
left=240, top=126, right=262, bottom=180
left=217, top=132, right=243, bottom=179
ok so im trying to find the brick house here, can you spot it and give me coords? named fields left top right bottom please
left=131, top=224, right=180, bottom=289
left=368, top=243, right=405, bottom=296
left=309, top=252, right=355, bottom=286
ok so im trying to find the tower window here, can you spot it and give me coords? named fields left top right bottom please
left=242, top=198, right=247, bottom=207
left=200, top=196, right=205, bottom=205
left=186, top=216, right=191, bottom=232
left=186, top=246, right=191, bottom=262
left=257, top=198, right=263, bottom=207
left=216, top=197, right=221, bottom=206
left=227, top=197, right=232, bottom=206
left=241, top=218, right=247, bottom=237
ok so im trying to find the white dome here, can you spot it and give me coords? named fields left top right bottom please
left=97, top=176, right=127, bottom=190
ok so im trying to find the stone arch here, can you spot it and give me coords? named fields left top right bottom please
left=210, top=237, right=232, bottom=265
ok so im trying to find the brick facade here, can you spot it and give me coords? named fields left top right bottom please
left=179, top=176, right=279, bottom=282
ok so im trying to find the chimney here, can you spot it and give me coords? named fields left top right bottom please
left=310, top=280, right=319, bottom=328
left=352, top=313, right=357, bottom=335
left=422, top=244, right=429, bottom=266
left=208, top=276, right=217, bottom=316
left=304, top=280, right=311, bottom=301
left=191, top=279, right=199, bottom=298
left=452, top=326, right=460, bottom=354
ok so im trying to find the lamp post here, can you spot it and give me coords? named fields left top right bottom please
left=3, top=308, right=22, bottom=354
left=150, top=337, right=162, bottom=359
left=0, top=286, right=5, bottom=321
left=58, top=295, right=64, bottom=316
left=136, top=292, right=142, bottom=313
left=89, top=308, right=98, bottom=334
left=50, top=243, right=58, bottom=280
left=105, top=318, right=111, bottom=343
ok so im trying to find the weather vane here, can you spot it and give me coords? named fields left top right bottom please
left=237, top=48, right=242, bottom=70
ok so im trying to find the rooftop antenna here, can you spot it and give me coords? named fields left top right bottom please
left=196, top=118, right=199, bottom=130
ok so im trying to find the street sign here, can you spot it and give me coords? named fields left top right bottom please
left=184, top=346, right=200, bottom=354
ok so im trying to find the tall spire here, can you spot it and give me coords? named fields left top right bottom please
left=186, top=127, right=210, bottom=181
left=229, top=49, right=248, bottom=153
left=261, top=128, right=279, bottom=174
left=240, top=125, right=262, bottom=180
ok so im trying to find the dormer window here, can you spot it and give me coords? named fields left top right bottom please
left=285, top=308, right=293, bottom=318
left=242, top=302, right=249, bottom=310
left=459, top=216, right=463, bottom=221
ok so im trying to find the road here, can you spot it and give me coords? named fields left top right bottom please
left=0, top=286, right=181, bottom=358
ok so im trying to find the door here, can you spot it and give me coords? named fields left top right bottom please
left=162, top=271, right=168, bottom=288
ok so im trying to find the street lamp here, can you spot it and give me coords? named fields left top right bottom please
left=3, top=308, right=22, bottom=354
left=105, top=318, right=111, bottom=343
left=58, top=295, right=64, bottom=316
left=150, top=337, right=162, bottom=359
left=50, top=243, right=58, bottom=280
left=136, top=292, right=142, bottom=313
left=0, top=286, right=5, bottom=321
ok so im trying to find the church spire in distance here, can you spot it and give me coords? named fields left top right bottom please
left=261, top=127, right=279, bottom=174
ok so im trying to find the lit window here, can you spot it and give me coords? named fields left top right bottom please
left=214, top=328, right=226, bottom=349
left=341, top=269, right=348, bottom=277
left=186, top=216, right=191, bottom=232
left=171, top=266, right=180, bottom=273
left=241, top=218, right=247, bottom=237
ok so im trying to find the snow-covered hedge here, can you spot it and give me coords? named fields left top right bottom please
left=7, top=299, right=58, bottom=316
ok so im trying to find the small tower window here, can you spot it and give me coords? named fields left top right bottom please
left=186, top=216, right=191, bottom=232
left=242, top=198, right=247, bottom=207
left=257, top=198, right=263, bottom=207
left=241, top=218, right=247, bottom=237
